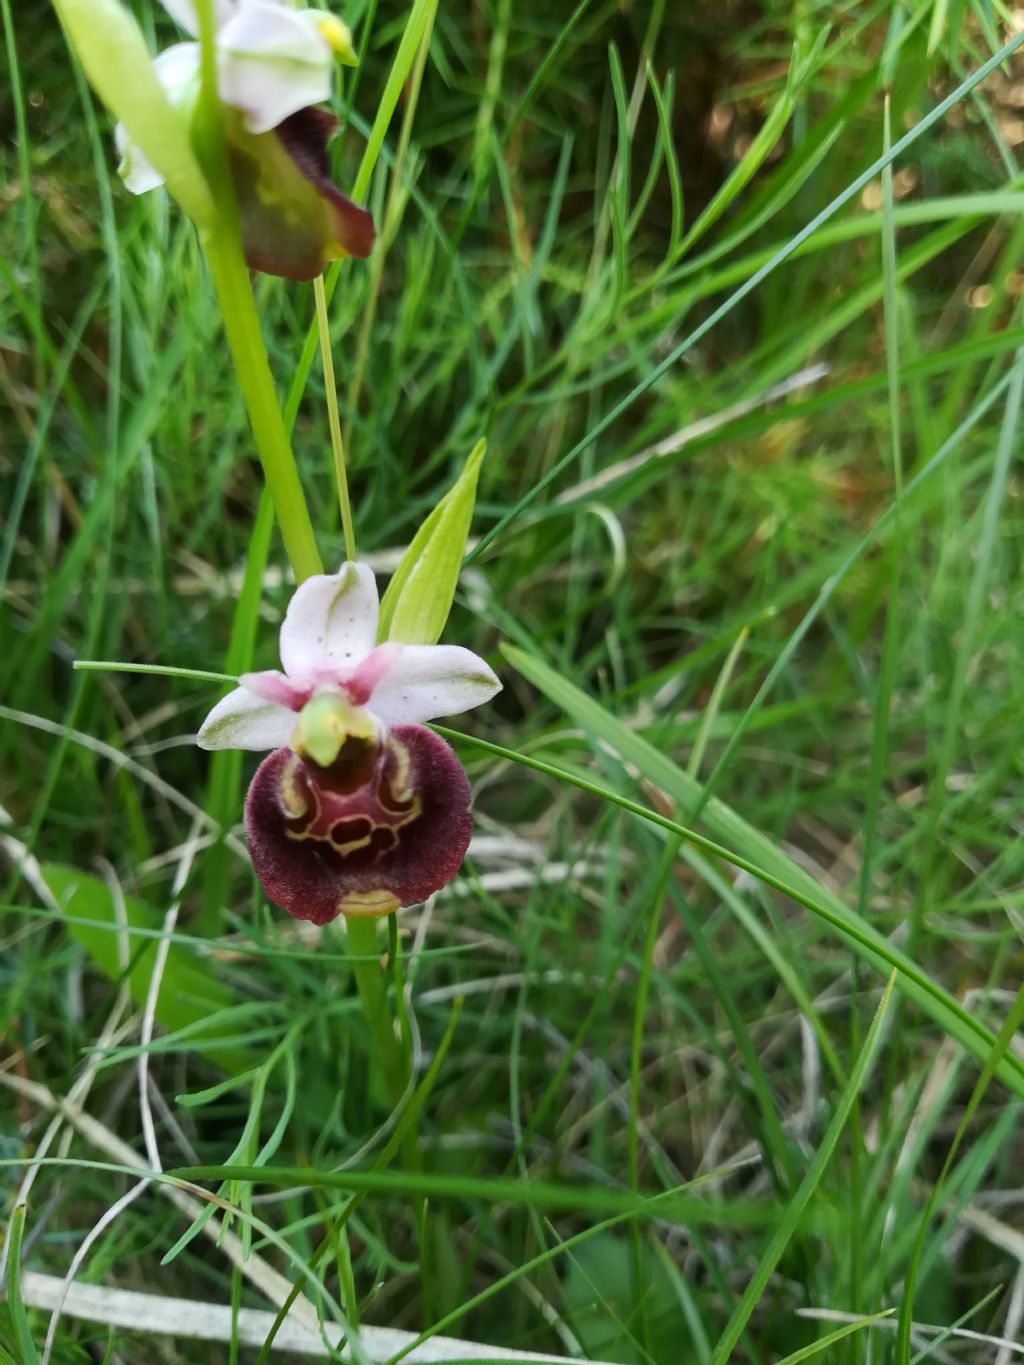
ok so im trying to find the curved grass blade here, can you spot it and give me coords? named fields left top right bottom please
left=438, top=668, right=1024, bottom=1101
left=3, top=1203, right=41, bottom=1364
left=707, top=973, right=896, bottom=1362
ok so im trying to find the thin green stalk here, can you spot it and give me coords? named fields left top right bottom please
left=202, top=231, right=322, bottom=582
left=342, top=4, right=436, bottom=453
left=850, top=97, right=904, bottom=1328
left=74, top=661, right=237, bottom=683
left=314, top=274, right=356, bottom=560
left=192, top=0, right=321, bottom=583
left=629, top=836, right=678, bottom=1357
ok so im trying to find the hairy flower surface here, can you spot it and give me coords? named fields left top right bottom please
left=116, top=0, right=373, bottom=279
left=198, top=562, right=500, bottom=921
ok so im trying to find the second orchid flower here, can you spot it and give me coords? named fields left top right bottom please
left=117, top=0, right=374, bottom=279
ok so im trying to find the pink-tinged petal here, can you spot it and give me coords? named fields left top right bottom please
left=366, top=645, right=501, bottom=727
left=217, top=2, right=333, bottom=135
left=343, top=643, right=401, bottom=706
left=239, top=669, right=311, bottom=710
left=279, top=561, right=379, bottom=679
left=229, top=108, right=374, bottom=280
left=197, top=686, right=296, bottom=751
left=244, top=725, right=473, bottom=924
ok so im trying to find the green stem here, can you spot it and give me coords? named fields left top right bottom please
left=314, top=273, right=357, bottom=560
left=203, top=230, right=323, bottom=582
left=192, top=0, right=321, bottom=584
left=345, top=915, right=408, bottom=1105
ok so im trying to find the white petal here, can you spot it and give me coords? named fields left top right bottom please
left=160, top=0, right=241, bottom=35
left=153, top=40, right=204, bottom=98
left=367, top=645, right=501, bottom=727
left=116, top=44, right=201, bottom=194
left=196, top=686, right=296, bottom=751
left=216, top=2, right=334, bottom=134
left=279, top=562, right=380, bottom=679
left=116, top=124, right=165, bottom=194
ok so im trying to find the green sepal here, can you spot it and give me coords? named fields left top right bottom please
left=52, top=0, right=215, bottom=226
left=378, top=438, right=486, bottom=646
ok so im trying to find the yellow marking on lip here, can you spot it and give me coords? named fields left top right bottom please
left=338, top=888, right=399, bottom=918
left=279, top=760, right=311, bottom=819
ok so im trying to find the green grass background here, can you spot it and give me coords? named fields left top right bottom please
left=2, top=1, right=1024, bottom=1361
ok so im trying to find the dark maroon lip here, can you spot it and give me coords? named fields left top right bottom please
left=244, top=725, right=473, bottom=924
left=229, top=106, right=375, bottom=281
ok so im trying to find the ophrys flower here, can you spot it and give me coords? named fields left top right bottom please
left=198, top=562, right=501, bottom=922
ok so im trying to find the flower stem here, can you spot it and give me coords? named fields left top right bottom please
left=203, top=231, right=323, bottom=583
left=314, top=273, right=357, bottom=561
left=192, top=0, right=321, bottom=584
left=345, top=915, right=408, bottom=1106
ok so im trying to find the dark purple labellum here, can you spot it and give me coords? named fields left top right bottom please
left=230, top=107, right=375, bottom=281
left=244, top=724, right=472, bottom=924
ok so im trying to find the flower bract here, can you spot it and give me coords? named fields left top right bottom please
left=198, top=562, right=501, bottom=921
left=116, top=0, right=373, bottom=279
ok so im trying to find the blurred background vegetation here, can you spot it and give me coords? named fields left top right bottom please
left=2, top=1, right=1024, bottom=1361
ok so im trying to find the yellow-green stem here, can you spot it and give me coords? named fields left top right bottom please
left=314, top=273, right=356, bottom=561
left=202, top=231, right=322, bottom=584
left=193, top=0, right=322, bottom=584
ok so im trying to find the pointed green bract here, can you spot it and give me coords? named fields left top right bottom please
left=378, top=438, right=487, bottom=646
left=52, top=0, right=214, bottom=226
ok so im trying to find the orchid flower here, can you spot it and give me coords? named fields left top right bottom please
left=117, top=0, right=373, bottom=279
left=198, top=562, right=501, bottom=922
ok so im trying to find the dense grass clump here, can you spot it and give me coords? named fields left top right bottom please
left=2, top=2, right=1024, bottom=1361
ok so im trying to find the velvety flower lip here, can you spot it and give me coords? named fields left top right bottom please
left=197, top=561, right=501, bottom=752
left=198, top=562, right=498, bottom=920
left=244, top=725, right=474, bottom=922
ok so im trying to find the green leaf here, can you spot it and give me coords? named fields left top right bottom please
left=43, top=864, right=252, bottom=1075
left=500, top=645, right=1024, bottom=1099
left=52, top=0, right=214, bottom=226
left=378, top=437, right=487, bottom=645
left=561, top=1232, right=680, bottom=1363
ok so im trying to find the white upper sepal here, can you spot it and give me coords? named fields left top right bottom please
left=159, top=0, right=241, bottom=36
left=279, top=561, right=379, bottom=678
left=367, top=645, right=502, bottom=728
left=115, top=43, right=201, bottom=194
left=196, top=686, right=295, bottom=751
left=216, top=1, right=335, bottom=133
